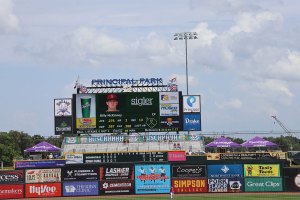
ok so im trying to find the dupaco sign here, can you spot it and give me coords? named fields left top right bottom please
left=244, top=177, right=283, bottom=192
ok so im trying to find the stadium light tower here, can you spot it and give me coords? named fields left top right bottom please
left=174, top=32, right=198, bottom=95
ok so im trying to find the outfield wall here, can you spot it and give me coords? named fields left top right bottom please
left=2, top=156, right=298, bottom=199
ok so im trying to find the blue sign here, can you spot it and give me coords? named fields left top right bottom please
left=15, top=160, right=65, bottom=169
left=183, top=113, right=201, bottom=131
left=63, top=181, right=99, bottom=196
left=208, top=164, right=243, bottom=178
left=135, top=164, right=171, bottom=194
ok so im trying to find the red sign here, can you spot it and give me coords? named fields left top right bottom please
left=168, top=151, right=186, bottom=161
left=0, top=184, right=24, bottom=199
left=172, top=179, right=207, bottom=193
left=25, top=183, right=61, bottom=198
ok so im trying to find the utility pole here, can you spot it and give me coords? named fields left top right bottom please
left=173, top=32, right=198, bottom=95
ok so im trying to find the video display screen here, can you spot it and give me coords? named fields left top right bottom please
left=74, top=92, right=182, bottom=134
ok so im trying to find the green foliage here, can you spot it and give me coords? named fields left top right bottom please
left=0, top=130, right=62, bottom=166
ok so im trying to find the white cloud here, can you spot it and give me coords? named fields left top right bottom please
left=71, top=27, right=127, bottom=57
left=216, top=98, right=242, bottom=109
left=272, top=51, right=300, bottom=80
left=252, top=79, right=293, bottom=103
left=0, top=0, right=20, bottom=33
left=228, top=11, right=282, bottom=35
left=192, top=23, right=217, bottom=47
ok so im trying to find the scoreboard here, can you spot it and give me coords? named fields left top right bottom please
left=83, top=152, right=168, bottom=163
left=73, top=92, right=182, bottom=134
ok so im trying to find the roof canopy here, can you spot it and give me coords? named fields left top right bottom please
left=241, top=136, right=278, bottom=147
left=24, top=141, right=61, bottom=152
left=206, top=136, right=241, bottom=148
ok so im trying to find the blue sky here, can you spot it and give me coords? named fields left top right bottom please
left=1, top=0, right=300, bottom=138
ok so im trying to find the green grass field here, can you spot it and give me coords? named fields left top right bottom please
left=38, top=193, right=300, bottom=200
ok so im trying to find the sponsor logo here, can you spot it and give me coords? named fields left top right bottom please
left=0, top=188, right=23, bottom=194
left=66, top=137, right=77, bottom=144
left=131, top=97, right=153, bottom=106
left=185, top=118, right=200, bottom=125
left=186, top=96, right=196, bottom=107
left=55, top=99, right=71, bottom=116
left=161, top=95, right=169, bottom=101
left=176, top=166, right=203, bottom=174
left=65, top=184, right=97, bottom=193
left=247, top=181, right=280, bottom=188
left=295, top=174, right=300, bottom=188
left=174, top=179, right=206, bottom=188
left=221, top=165, right=230, bottom=173
left=56, top=121, right=71, bottom=131
left=105, top=168, right=129, bottom=176
left=229, top=181, right=241, bottom=189
left=67, top=170, right=73, bottom=177
left=103, top=182, right=109, bottom=189
left=183, top=96, right=200, bottom=112
left=0, top=174, right=20, bottom=182
left=29, top=185, right=57, bottom=195
left=65, top=185, right=76, bottom=192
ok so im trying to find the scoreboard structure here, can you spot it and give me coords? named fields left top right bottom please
left=54, top=78, right=201, bottom=135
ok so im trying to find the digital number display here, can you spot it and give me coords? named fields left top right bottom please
left=83, top=152, right=168, bottom=163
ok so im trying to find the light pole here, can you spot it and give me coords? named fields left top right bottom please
left=174, top=32, right=198, bottom=95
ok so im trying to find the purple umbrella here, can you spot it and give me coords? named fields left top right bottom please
left=241, top=136, right=278, bottom=147
left=206, top=136, right=241, bottom=148
left=24, top=141, right=61, bottom=152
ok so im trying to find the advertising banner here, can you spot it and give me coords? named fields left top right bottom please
left=244, top=177, right=283, bottom=192
left=211, top=152, right=286, bottom=160
left=244, top=164, right=280, bottom=177
left=168, top=151, right=186, bottom=162
left=25, top=182, right=62, bottom=198
left=135, top=164, right=171, bottom=194
left=283, top=167, right=300, bottom=192
left=0, top=170, right=24, bottom=184
left=159, top=116, right=181, bottom=132
left=100, top=166, right=133, bottom=180
left=208, top=178, right=244, bottom=193
left=15, top=160, right=65, bottom=169
left=183, top=113, right=201, bottom=131
left=208, top=164, right=243, bottom=178
left=65, top=154, right=83, bottom=164
left=160, top=104, right=179, bottom=116
left=183, top=95, right=200, bottom=113
left=172, top=179, right=207, bottom=193
left=76, top=94, right=96, bottom=129
left=25, top=168, right=61, bottom=183
left=54, top=98, right=72, bottom=116
left=172, top=165, right=206, bottom=178
left=99, top=180, right=134, bottom=195
left=62, top=181, right=99, bottom=196
left=159, top=92, right=179, bottom=104
left=55, top=117, right=72, bottom=135
left=62, top=166, right=99, bottom=181
left=64, top=137, right=78, bottom=144
left=0, top=184, right=24, bottom=199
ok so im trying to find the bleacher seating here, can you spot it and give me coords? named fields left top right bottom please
left=61, top=133, right=205, bottom=155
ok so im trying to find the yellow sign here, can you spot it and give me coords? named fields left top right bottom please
left=244, top=164, right=280, bottom=177
left=206, top=153, right=220, bottom=160
left=76, top=118, right=96, bottom=128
